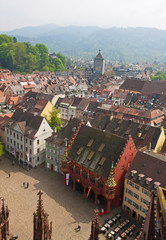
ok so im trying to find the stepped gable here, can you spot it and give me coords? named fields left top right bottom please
left=120, top=79, right=146, bottom=92
left=125, top=151, right=166, bottom=190
left=68, top=125, right=127, bottom=179
left=105, top=118, right=161, bottom=150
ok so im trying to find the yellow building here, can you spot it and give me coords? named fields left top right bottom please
left=123, top=151, right=166, bottom=222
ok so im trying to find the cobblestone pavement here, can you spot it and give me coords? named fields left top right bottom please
left=0, top=155, right=141, bottom=240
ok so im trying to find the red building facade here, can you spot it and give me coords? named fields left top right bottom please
left=62, top=125, right=136, bottom=213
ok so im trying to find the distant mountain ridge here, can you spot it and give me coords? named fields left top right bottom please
left=1, top=24, right=166, bottom=62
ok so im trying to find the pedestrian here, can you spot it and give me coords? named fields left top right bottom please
left=78, top=223, right=81, bottom=231
left=8, top=173, right=10, bottom=177
left=23, top=182, right=25, bottom=188
left=27, top=182, right=29, bottom=188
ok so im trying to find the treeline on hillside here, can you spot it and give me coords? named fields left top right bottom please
left=0, top=34, right=66, bottom=73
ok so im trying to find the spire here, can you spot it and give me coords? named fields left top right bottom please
left=138, top=191, right=156, bottom=240
left=88, top=209, right=100, bottom=240
left=33, top=191, right=52, bottom=240
left=105, top=162, right=116, bottom=188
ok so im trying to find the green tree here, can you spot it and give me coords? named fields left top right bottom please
left=0, top=34, right=12, bottom=45
left=12, top=37, right=17, bottom=43
left=44, top=107, right=63, bottom=131
left=0, top=142, right=4, bottom=156
left=36, top=43, right=49, bottom=69
left=53, top=58, right=65, bottom=71
left=41, top=65, right=49, bottom=71
left=57, top=53, right=66, bottom=68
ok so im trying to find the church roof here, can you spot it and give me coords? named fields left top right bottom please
left=95, top=51, right=104, bottom=59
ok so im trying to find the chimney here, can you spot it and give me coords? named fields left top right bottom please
left=130, top=170, right=137, bottom=177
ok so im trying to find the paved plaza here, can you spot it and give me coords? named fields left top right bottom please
left=0, top=155, right=109, bottom=240
left=0, top=155, right=141, bottom=240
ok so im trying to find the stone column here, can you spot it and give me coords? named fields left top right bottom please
left=83, top=186, right=86, bottom=198
left=94, top=192, right=98, bottom=206
left=73, top=179, right=76, bottom=191
left=107, top=199, right=111, bottom=214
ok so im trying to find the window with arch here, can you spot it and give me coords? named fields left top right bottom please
left=82, top=170, right=88, bottom=179
left=75, top=166, right=80, bottom=175
left=90, top=175, right=95, bottom=184
left=98, top=179, right=104, bottom=189
left=69, top=163, right=73, bottom=173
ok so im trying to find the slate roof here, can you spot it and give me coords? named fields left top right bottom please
left=24, top=90, right=54, bottom=102
left=120, top=79, right=166, bottom=95
left=6, top=108, right=43, bottom=138
left=68, top=125, right=127, bottom=179
left=46, top=118, right=82, bottom=145
left=104, top=118, right=162, bottom=150
left=95, top=51, right=104, bottom=59
left=120, top=79, right=146, bottom=92
left=125, top=151, right=166, bottom=190
left=85, top=101, right=101, bottom=113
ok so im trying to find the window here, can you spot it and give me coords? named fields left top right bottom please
left=30, top=140, right=32, bottom=145
left=133, top=192, right=139, bottom=200
left=21, top=144, right=23, bottom=149
left=43, top=129, right=45, bottom=132
left=26, top=147, right=28, bottom=152
left=21, top=136, right=22, bottom=141
left=98, top=180, right=104, bottom=189
left=17, top=143, right=19, bottom=149
left=26, top=138, right=27, bottom=143
left=141, top=197, right=149, bottom=206
left=37, top=157, right=39, bottom=162
left=14, top=141, right=16, bottom=146
left=10, top=130, right=12, bottom=135
left=133, top=201, right=139, bottom=209
left=14, top=133, right=15, bottom=138
left=7, top=137, right=9, bottom=142
left=90, top=175, right=95, bottom=184
left=37, top=140, right=39, bottom=144
left=7, top=129, right=9, bottom=134
left=37, top=148, right=39, bottom=153
left=17, top=134, right=19, bottom=140
left=75, top=166, right=80, bottom=175
left=30, top=149, right=32, bottom=154
left=126, top=188, right=133, bottom=196
left=10, top=139, right=12, bottom=143
left=82, top=170, right=88, bottom=179
left=140, top=206, right=147, bottom=214
left=142, top=188, right=150, bottom=197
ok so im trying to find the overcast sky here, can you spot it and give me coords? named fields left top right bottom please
left=1, top=0, right=166, bottom=31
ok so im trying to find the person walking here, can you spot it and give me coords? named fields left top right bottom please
left=8, top=173, right=10, bottom=177
left=78, top=223, right=81, bottom=231
left=23, top=182, right=25, bottom=188
left=27, top=182, right=29, bottom=188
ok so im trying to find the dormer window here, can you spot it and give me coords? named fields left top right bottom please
left=138, top=173, right=144, bottom=181
left=154, top=181, right=161, bottom=189
left=146, top=177, right=152, bottom=185
left=130, top=170, right=137, bottom=177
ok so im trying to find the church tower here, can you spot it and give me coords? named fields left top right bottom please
left=94, top=50, right=105, bottom=75
left=33, top=191, right=52, bottom=240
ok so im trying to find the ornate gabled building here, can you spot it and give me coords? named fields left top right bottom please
left=33, top=191, right=52, bottom=240
left=61, top=125, right=136, bottom=213
left=89, top=209, right=100, bottom=240
left=0, top=198, right=9, bottom=240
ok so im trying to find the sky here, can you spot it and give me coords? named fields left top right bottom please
left=1, top=0, right=166, bottom=31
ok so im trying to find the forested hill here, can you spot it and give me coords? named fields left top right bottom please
left=0, top=34, right=66, bottom=73
left=2, top=25, right=166, bottom=63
